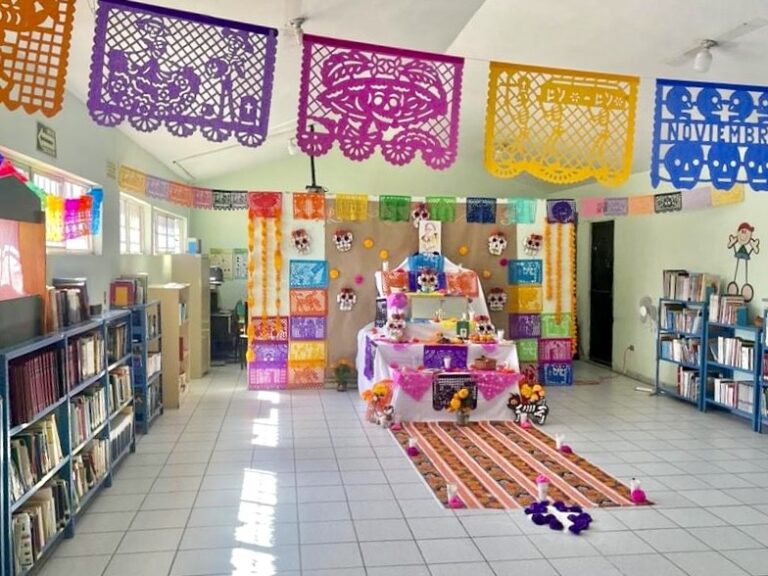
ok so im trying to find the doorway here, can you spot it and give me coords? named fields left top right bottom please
left=589, top=221, right=614, bottom=366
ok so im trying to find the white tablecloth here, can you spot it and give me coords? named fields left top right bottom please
left=356, top=324, right=521, bottom=421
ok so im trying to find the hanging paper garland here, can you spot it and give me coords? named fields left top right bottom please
left=45, top=196, right=65, bottom=243
left=569, top=224, right=577, bottom=352
left=64, top=196, right=94, bottom=240
left=0, top=0, right=76, bottom=117
left=426, top=197, right=456, bottom=222
left=555, top=222, right=563, bottom=322
left=296, top=35, right=464, bottom=169
left=274, top=207, right=283, bottom=317
left=246, top=209, right=256, bottom=363
left=485, top=62, right=639, bottom=186
left=505, top=198, right=538, bottom=225
left=260, top=217, right=268, bottom=338
left=544, top=223, right=553, bottom=300
left=379, top=195, right=411, bottom=221
left=88, top=0, right=278, bottom=147
left=466, top=197, right=497, bottom=223
left=88, top=188, right=104, bottom=235
left=334, top=194, right=369, bottom=221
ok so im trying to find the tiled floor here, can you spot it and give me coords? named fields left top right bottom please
left=42, top=361, right=768, bottom=576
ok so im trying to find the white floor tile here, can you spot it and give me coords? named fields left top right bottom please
left=417, top=538, right=484, bottom=564
left=117, top=528, right=184, bottom=553
left=104, top=551, right=176, bottom=576
left=361, top=540, right=424, bottom=566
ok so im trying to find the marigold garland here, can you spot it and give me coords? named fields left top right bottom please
left=260, top=217, right=268, bottom=339
left=569, top=224, right=577, bottom=354
left=544, top=222, right=553, bottom=300
left=274, top=207, right=283, bottom=316
left=555, top=223, right=563, bottom=322
left=246, top=209, right=256, bottom=364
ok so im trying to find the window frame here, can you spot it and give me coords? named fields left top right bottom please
left=119, top=194, right=148, bottom=255
left=152, top=208, right=186, bottom=255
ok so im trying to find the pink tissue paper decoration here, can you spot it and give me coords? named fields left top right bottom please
left=579, top=197, right=606, bottom=218
left=296, top=34, right=465, bottom=170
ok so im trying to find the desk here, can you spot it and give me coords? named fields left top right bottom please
left=211, top=311, right=236, bottom=361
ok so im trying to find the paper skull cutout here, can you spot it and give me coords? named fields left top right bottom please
left=333, top=229, right=354, bottom=252
left=487, top=288, right=507, bottom=312
left=386, top=313, right=406, bottom=341
left=665, top=85, right=694, bottom=119
left=336, top=288, right=357, bottom=311
left=416, top=269, right=439, bottom=293
left=291, top=229, right=311, bottom=254
left=728, top=90, right=755, bottom=122
left=411, top=203, right=430, bottom=228
left=523, top=233, right=543, bottom=256
left=707, top=144, right=741, bottom=189
left=488, top=232, right=508, bottom=256
left=474, top=315, right=496, bottom=338
left=664, top=142, right=704, bottom=189
left=744, top=145, right=768, bottom=191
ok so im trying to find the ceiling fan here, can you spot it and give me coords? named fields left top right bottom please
left=665, top=17, right=768, bottom=72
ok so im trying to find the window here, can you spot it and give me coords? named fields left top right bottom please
left=120, top=195, right=146, bottom=255
left=153, top=210, right=186, bottom=255
left=35, top=171, right=94, bottom=253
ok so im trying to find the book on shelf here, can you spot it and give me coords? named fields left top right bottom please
left=66, top=332, right=105, bottom=388
left=109, top=366, right=132, bottom=411
left=677, top=367, right=700, bottom=402
left=9, top=414, right=64, bottom=503
left=109, top=410, right=134, bottom=463
left=49, top=277, right=90, bottom=326
left=12, top=479, right=71, bottom=575
left=70, top=388, right=107, bottom=448
left=9, top=350, right=65, bottom=427
left=709, top=294, right=748, bottom=325
left=663, top=270, right=719, bottom=302
left=708, top=377, right=754, bottom=411
left=72, top=439, right=108, bottom=507
left=660, top=335, right=701, bottom=365
left=110, top=274, right=148, bottom=307
left=107, top=322, right=129, bottom=364
left=662, top=303, right=703, bottom=334
left=709, top=336, right=755, bottom=370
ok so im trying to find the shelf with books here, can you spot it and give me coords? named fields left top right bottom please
left=148, top=284, right=190, bottom=410
left=10, top=457, right=69, bottom=514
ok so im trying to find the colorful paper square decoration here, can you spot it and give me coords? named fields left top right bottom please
left=381, top=270, right=409, bottom=294
left=445, top=271, right=479, bottom=297
left=466, top=198, right=497, bottom=223
left=508, top=286, right=543, bottom=313
left=711, top=184, right=745, bottom=207
left=296, top=35, right=464, bottom=169
left=249, top=192, right=282, bottom=217
left=0, top=0, right=76, bottom=117
left=508, top=260, right=543, bottom=285
left=289, top=260, right=329, bottom=289
left=541, top=363, right=573, bottom=386
left=289, top=290, right=327, bottom=316
left=88, top=0, right=278, bottom=147
left=293, top=193, right=325, bottom=220
left=651, top=79, right=768, bottom=190
left=628, top=195, right=654, bottom=215
left=516, top=339, right=539, bottom=363
left=118, top=166, right=146, bottom=195
left=654, top=191, right=682, bottom=213
left=682, top=187, right=712, bottom=211
left=253, top=342, right=289, bottom=367
left=504, top=198, right=537, bottom=224
left=508, top=314, right=541, bottom=339
left=485, top=62, right=639, bottom=186
left=248, top=365, right=287, bottom=390
left=546, top=200, right=576, bottom=223
left=579, top=197, right=606, bottom=218
left=539, top=338, right=572, bottom=362
left=288, top=362, right=325, bottom=388
left=541, top=313, right=572, bottom=338
left=426, top=197, right=456, bottom=222
left=603, top=197, right=628, bottom=216
left=379, top=195, right=411, bottom=221
left=289, top=341, right=326, bottom=362
left=290, top=317, right=327, bottom=340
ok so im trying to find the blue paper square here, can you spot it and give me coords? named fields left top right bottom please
left=289, top=260, right=328, bottom=289
left=508, top=259, right=543, bottom=285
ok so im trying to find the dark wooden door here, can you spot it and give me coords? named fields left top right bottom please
left=589, top=221, right=614, bottom=366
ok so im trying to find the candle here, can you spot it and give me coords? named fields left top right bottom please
left=443, top=357, right=452, bottom=369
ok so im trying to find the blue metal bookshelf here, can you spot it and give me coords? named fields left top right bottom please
left=655, top=298, right=708, bottom=409
left=125, top=301, right=163, bottom=434
left=761, top=309, right=768, bottom=433
left=0, top=310, right=137, bottom=575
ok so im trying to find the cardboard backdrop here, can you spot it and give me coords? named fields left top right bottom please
left=324, top=201, right=516, bottom=377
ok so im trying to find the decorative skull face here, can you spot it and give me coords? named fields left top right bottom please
left=663, top=142, right=704, bottom=189
left=474, top=315, right=495, bottom=338
left=416, top=269, right=439, bottom=293
left=488, top=232, right=508, bottom=256
left=386, top=313, right=406, bottom=341
left=523, top=233, right=543, bottom=256
left=665, top=86, right=693, bottom=119
left=336, top=288, right=357, bottom=311
left=744, top=145, right=768, bottom=191
left=333, top=229, right=353, bottom=252
left=487, top=288, right=507, bottom=312
left=707, top=144, right=741, bottom=189
left=696, top=87, right=723, bottom=122
left=291, top=229, right=311, bottom=254
left=411, top=203, right=430, bottom=228
left=728, top=90, right=754, bottom=122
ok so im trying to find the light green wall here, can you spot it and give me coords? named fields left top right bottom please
left=0, top=91, right=190, bottom=304
left=569, top=173, right=768, bottom=383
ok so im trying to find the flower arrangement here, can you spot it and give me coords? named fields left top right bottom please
left=447, top=387, right=473, bottom=426
left=333, top=359, right=356, bottom=392
left=361, top=380, right=392, bottom=424
left=507, top=382, right=550, bottom=426
left=525, top=500, right=592, bottom=534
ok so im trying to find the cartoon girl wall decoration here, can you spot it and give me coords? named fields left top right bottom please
left=727, top=222, right=759, bottom=302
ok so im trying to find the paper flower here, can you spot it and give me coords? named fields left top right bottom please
left=499, top=258, right=509, bottom=267
left=354, top=274, right=365, bottom=285
left=329, top=268, right=340, bottom=280
left=458, top=245, right=469, bottom=256
left=379, top=249, right=389, bottom=260
left=387, top=292, right=408, bottom=310
left=482, top=270, right=492, bottom=279
left=363, top=238, right=374, bottom=249
left=448, top=495, right=465, bottom=509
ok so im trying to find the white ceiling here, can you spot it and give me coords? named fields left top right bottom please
left=65, top=0, right=768, bottom=188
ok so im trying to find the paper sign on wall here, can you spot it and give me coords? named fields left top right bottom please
left=418, top=220, right=442, bottom=254
left=209, top=248, right=234, bottom=280
left=233, top=249, right=248, bottom=279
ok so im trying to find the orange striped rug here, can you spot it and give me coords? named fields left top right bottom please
left=392, top=421, right=647, bottom=509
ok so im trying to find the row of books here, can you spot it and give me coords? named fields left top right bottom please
left=110, top=410, right=134, bottom=464
left=107, top=322, right=129, bottom=364
left=710, top=336, right=755, bottom=370
left=9, top=349, right=65, bottom=427
left=660, top=336, right=701, bottom=365
left=663, top=270, right=719, bottom=302
left=70, top=389, right=107, bottom=448
left=12, top=479, right=71, bottom=576
left=109, top=366, right=132, bottom=411
left=66, top=333, right=104, bottom=388
left=72, top=439, right=108, bottom=508
left=46, top=277, right=90, bottom=332
left=9, top=415, right=64, bottom=503
left=662, top=304, right=703, bottom=334
left=709, top=377, right=754, bottom=413
left=133, top=350, right=162, bottom=379
left=709, top=294, right=748, bottom=325
left=109, top=274, right=148, bottom=307
left=677, top=368, right=701, bottom=402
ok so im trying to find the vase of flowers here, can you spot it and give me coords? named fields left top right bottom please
left=333, top=359, right=356, bottom=392
left=448, top=387, right=473, bottom=426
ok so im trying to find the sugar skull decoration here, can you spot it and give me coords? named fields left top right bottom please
left=473, top=315, right=496, bottom=342
left=291, top=229, right=311, bottom=254
left=336, top=287, right=357, bottom=311
left=416, top=268, right=439, bottom=293
left=487, top=288, right=507, bottom=312
left=487, top=231, right=508, bottom=256
left=726, top=222, right=760, bottom=302
left=386, top=312, right=406, bottom=341
left=333, top=229, right=354, bottom=252
left=411, top=203, right=430, bottom=228
left=523, top=233, right=543, bottom=256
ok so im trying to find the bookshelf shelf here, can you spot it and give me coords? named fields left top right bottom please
left=111, top=443, right=132, bottom=470
left=656, top=384, right=698, bottom=405
left=704, top=398, right=753, bottom=419
left=148, top=284, right=190, bottom=410
left=659, top=329, right=701, bottom=338
left=1, top=312, right=139, bottom=574
left=709, top=322, right=762, bottom=332
left=707, top=361, right=755, bottom=373
left=123, top=301, right=162, bottom=434
left=659, top=357, right=701, bottom=370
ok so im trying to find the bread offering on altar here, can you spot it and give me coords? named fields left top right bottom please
left=472, top=355, right=497, bottom=371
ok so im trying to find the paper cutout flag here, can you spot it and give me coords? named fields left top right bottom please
left=711, top=184, right=745, bottom=207
left=118, top=165, right=146, bottom=195
left=485, top=62, right=639, bottom=186
left=682, top=187, right=712, bottom=211
left=651, top=79, right=768, bottom=190
left=579, top=197, right=605, bottom=218
left=604, top=197, right=628, bottom=216
left=293, top=193, right=325, bottom=220
left=334, top=194, right=368, bottom=221
left=0, top=0, right=76, bottom=116
left=504, top=198, right=537, bottom=224
left=296, top=34, right=464, bottom=169
left=628, top=195, right=654, bottom=215
left=88, top=0, right=278, bottom=147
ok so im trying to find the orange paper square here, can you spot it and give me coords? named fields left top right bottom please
left=446, top=271, right=479, bottom=297
left=293, top=193, right=326, bottom=220
left=290, top=290, right=328, bottom=316
left=382, top=270, right=408, bottom=294
left=288, top=361, right=326, bottom=389
left=628, top=195, right=654, bottom=215
left=169, top=183, right=193, bottom=206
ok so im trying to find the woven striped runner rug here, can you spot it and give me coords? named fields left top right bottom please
left=392, top=421, right=647, bottom=509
